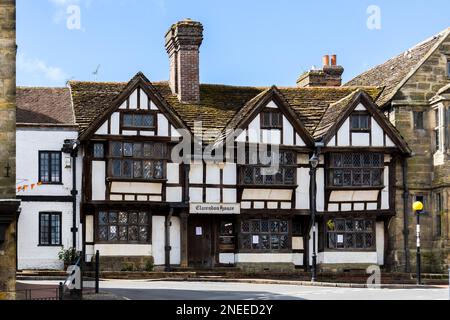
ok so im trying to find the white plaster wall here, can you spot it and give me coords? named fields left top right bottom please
left=129, top=89, right=138, bottom=109
left=295, top=133, right=306, bottom=147
left=376, top=222, right=385, bottom=265
left=96, top=121, right=108, bottom=135
left=296, top=168, right=310, bottom=209
left=91, top=161, right=106, bottom=201
left=316, top=168, right=325, bottom=212
left=282, top=116, right=294, bottom=145
left=110, top=112, right=120, bottom=135
left=328, top=135, right=336, bottom=147
left=352, top=133, right=370, bottom=146
left=166, top=187, right=182, bottom=202
left=170, top=217, right=181, bottom=265
left=219, top=253, right=235, bottom=264
left=372, top=121, right=384, bottom=147
left=157, top=114, right=169, bottom=136
left=189, top=163, right=203, bottom=184
left=167, top=163, right=179, bottom=184
left=18, top=202, right=74, bottom=270
left=318, top=252, right=378, bottom=264
left=337, top=119, right=350, bottom=146
left=94, top=244, right=152, bottom=257
left=110, top=182, right=162, bottom=194
left=235, top=253, right=303, bottom=265
left=242, top=189, right=292, bottom=201
left=262, top=129, right=281, bottom=144
left=223, top=163, right=236, bottom=185
left=16, top=129, right=79, bottom=197
left=140, top=89, right=149, bottom=109
left=189, top=188, right=203, bottom=202
left=206, top=164, right=220, bottom=184
left=152, top=216, right=166, bottom=265
left=248, top=116, right=260, bottom=143
left=85, top=216, right=94, bottom=243
left=223, top=189, right=237, bottom=203
left=206, top=188, right=221, bottom=203
left=381, top=167, right=390, bottom=210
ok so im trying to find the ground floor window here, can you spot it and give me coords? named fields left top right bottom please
left=39, top=212, right=61, bottom=246
left=240, top=219, right=289, bottom=251
left=97, top=211, right=150, bottom=244
left=325, top=218, right=375, bottom=250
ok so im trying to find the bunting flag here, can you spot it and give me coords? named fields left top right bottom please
left=17, top=181, right=44, bottom=193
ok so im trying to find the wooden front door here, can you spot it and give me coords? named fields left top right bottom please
left=188, top=216, right=213, bottom=268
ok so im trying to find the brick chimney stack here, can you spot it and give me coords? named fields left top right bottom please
left=297, top=54, right=344, bottom=87
left=165, top=19, right=204, bottom=104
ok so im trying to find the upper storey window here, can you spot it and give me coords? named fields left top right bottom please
left=329, top=153, right=383, bottom=188
left=261, top=110, right=282, bottom=129
left=109, top=141, right=168, bottom=180
left=350, top=113, right=370, bottom=132
left=241, top=150, right=296, bottom=186
left=121, top=111, right=156, bottom=131
left=39, top=151, right=62, bottom=184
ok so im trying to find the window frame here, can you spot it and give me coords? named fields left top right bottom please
left=95, top=210, right=152, bottom=244
left=260, top=109, right=283, bottom=130
left=239, top=218, right=291, bottom=253
left=324, top=216, right=376, bottom=252
left=38, top=151, right=62, bottom=185
left=435, top=193, right=443, bottom=239
left=239, top=149, right=297, bottom=187
left=39, top=212, right=62, bottom=247
left=327, top=153, right=384, bottom=189
left=413, top=111, right=425, bottom=130
left=107, top=141, right=169, bottom=181
left=350, top=112, right=371, bottom=132
left=434, top=107, right=443, bottom=152
left=120, top=110, right=157, bottom=132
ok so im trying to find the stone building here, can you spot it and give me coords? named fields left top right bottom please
left=347, top=27, right=450, bottom=272
left=0, top=0, right=21, bottom=300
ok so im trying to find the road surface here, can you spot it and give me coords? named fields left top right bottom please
left=18, top=280, right=449, bottom=300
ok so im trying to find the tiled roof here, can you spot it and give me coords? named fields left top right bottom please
left=67, top=79, right=382, bottom=143
left=345, top=28, right=450, bottom=106
left=313, top=90, right=360, bottom=139
left=278, top=86, right=383, bottom=135
left=17, top=87, right=75, bottom=125
left=69, top=81, right=127, bottom=134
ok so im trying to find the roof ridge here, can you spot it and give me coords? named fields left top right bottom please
left=17, top=86, right=68, bottom=89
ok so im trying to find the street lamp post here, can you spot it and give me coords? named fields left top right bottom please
left=309, top=153, right=319, bottom=282
left=413, top=201, right=424, bottom=286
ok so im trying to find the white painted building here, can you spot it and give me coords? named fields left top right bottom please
left=16, top=88, right=82, bottom=270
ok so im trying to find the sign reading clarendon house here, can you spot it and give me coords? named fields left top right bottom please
left=190, top=203, right=241, bottom=215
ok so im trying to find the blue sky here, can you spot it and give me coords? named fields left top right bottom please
left=17, top=0, right=450, bottom=87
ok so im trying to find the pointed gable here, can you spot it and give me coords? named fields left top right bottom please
left=220, top=86, right=314, bottom=147
left=316, top=90, right=411, bottom=154
left=76, top=72, right=188, bottom=141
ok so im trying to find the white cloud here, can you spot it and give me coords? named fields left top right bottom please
left=17, top=53, right=67, bottom=85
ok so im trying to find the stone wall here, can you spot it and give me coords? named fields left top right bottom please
left=389, top=33, right=450, bottom=272
left=0, top=0, right=16, bottom=300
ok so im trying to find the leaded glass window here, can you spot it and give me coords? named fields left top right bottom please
left=109, top=141, right=168, bottom=180
left=326, top=218, right=375, bottom=250
left=241, top=150, right=297, bottom=186
left=329, top=153, right=384, bottom=187
left=121, top=112, right=156, bottom=130
left=240, top=219, right=290, bottom=251
left=97, top=211, right=150, bottom=244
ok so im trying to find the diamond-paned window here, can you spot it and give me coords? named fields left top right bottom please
left=97, top=211, right=150, bottom=244
left=326, top=218, right=375, bottom=250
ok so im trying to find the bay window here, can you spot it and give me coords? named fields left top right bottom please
left=241, top=150, right=296, bottom=185
left=329, top=153, right=383, bottom=187
left=109, top=141, right=168, bottom=180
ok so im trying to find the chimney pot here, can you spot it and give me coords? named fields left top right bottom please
left=322, top=55, right=330, bottom=67
left=331, top=54, right=337, bottom=66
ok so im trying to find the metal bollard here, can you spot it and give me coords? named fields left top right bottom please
left=95, top=250, right=100, bottom=294
left=58, top=282, right=64, bottom=301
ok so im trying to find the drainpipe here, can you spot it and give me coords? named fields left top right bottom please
left=165, top=208, right=174, bottom=272
left=62, top=140, right=80, bottom=250
left=402, top=157, right=410, bottom=273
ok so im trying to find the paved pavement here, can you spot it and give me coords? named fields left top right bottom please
left=18, top=280, right=449, bottom=300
